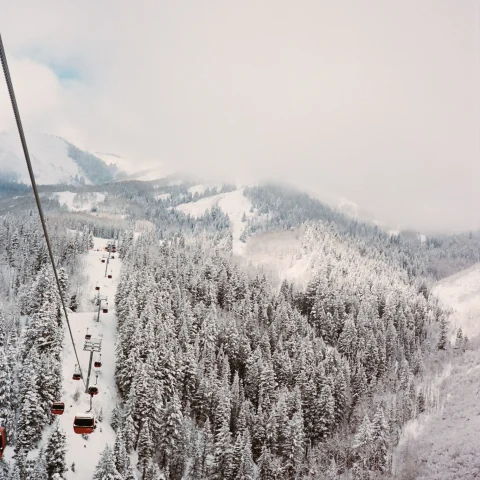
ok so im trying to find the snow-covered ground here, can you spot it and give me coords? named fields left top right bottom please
left=244, top=230, right=313, bottom=288
left=393, top=263, right=480, bottom=478
left=187, top=184, right=221, bottom=196
left=59, top=238, right=120, bottom=479
left=0, top=132, right=92, bottom=185
left=154, top=193, right=171, bottom=201
left=433, top=262, right=480, bottom=339
left=1, top=238, right=120, bottom=476
left=175, top=188, right=253, bottom=255
left=51, top=191, right=106, bottom=212
left=188, top=184, right=208, bottom=196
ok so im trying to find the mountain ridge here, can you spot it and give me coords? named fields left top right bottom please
left=0, top=131, right=118, bottom=186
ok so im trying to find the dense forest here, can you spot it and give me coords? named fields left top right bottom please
left=0, top=182, right=475, bottom=479
left=110, top=220, right=446, bottom=479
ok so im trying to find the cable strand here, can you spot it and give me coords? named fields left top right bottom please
left=0, top=33, right=86, bottom=388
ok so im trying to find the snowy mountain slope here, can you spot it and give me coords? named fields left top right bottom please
left=243, top=229, right=313, bottom=288
left=176, top=187, right=254, bottom=254
left=0, top=132, right=91, bottom=186
left=59, top=237, right=120, bottom=479
left=0, top=132, right=114, bottom=186
left=432, top=262, right=480, bottom=339
left=391, top=263, right=480, bottom=478
left=50, top=191, right=106, bottom=212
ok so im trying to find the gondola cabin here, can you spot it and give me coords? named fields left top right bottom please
left=0, top=427, right=6, bottom=460
left=95, top=284, right=100, bottom=291
left=107, top=274, right=112, bottom=279
left=111, top=255, right=115, bottom=259
left=73, top=413, right=95, bottom=434
left=101, top=259, right=106, bottom=263
left=51, top=402, right=65, bottom=415
left=88, top=386, right=99, bottom=396
left=103, top=305, right=108, bottom=313
left=72, top=372, right=81, bottom=380
left=94, top=360, right=102, bottom=368
left=85, top=333, right=92, bottom=340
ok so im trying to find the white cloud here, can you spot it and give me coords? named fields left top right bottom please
left=1, top=0, right=479, bottom=231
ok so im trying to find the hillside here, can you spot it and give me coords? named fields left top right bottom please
left=0, top=132, right=116, bottom=186
left=393, top=263, right=480, bottom=479
left=432, top=263, right=480, bottom=339
left=0, top=180, right=478, bottom=479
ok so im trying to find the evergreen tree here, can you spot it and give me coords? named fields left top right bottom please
left=113, top=428, right=129, bottom=477
left=16, top=367, right=45, bottom=452
left=371, top=407, right=389, bottom=472
left=93, top=445, right=123, bottom=480
left=437, top=315, right=449, bottom=350
left=45, top=420, right=67, bottom=479
left=137, top=421, right=154, bottom=474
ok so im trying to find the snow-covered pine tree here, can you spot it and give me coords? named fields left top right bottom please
left=45, top=420, right=67, bottom=479
left=93, top=445, right=123, bottom=480
left=437, top=315, right=449, bottom=350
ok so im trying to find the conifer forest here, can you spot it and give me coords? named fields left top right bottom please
left=0, top=183, right=477, bottom=479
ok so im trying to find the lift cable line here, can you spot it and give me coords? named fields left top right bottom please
left=0, top=33, right=87, bottom=388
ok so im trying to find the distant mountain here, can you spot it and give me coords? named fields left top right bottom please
left=94, top=152, right=171, bottom=182
left=0, top=131, right=118, bottom=186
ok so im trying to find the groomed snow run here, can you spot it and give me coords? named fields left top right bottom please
left=433, top=262, right=480, bottom=339
left=51, top=192, right=106, bottom=212
left=175, top=188, right=253, bottom=255
left=59, top=237, right=120, bottom=479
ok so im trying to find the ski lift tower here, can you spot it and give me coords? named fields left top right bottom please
left=104, top=242, right=113, bottom=277
left=96, top=294, right=108, bottom=322
left=83, top=338, right=102, bottom=395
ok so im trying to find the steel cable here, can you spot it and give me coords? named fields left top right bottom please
left=0, top=33, right=86, bottom=388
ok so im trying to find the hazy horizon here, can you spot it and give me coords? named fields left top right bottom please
left=1, top=1, right=479, bottom=232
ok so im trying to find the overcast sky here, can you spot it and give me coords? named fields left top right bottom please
left=1, top=0, right=479, bottom=232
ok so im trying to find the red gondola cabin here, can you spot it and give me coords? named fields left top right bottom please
left=73, top=413, right=95, bottom=434
left=103, top=307, right=108, bottom=313
left=101, top=259, right=106, bottom=263
left=72, top=372, right=81, bottom=380
left=51, top=402, right=65, bottom=415
left=0, top=427, right=6, bottom=460
left=85, top=333, right=92, bottom=340
left=94, top=360, right=102, bottom=368
left=95, top=284, right=100, bottom=291
left=88, top=386, right=99, bottom=396
left=107, top=274, right=112, bottom=279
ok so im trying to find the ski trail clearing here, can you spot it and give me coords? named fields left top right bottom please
left=59, top=237, right=120, bottom=479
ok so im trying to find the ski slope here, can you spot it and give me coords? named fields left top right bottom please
left=433, top=262, right=480, bottom=339
left=59, top=238, right=120, bottom=479
left=244, top=229, right=313, bottom=288
left=51, top=191, right=106, bottom=212
left=175, top=188, right=253, bottom=255
left=175, top=187, right=253, bottom=255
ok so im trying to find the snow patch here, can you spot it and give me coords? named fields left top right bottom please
left=175, top=188, right=253, bottom=255
left=244, top=230, right=312, bottom=288
left=433, top=262, right=480, bottom=338
left=187, top=184, right=222, bottom=196
left=52, top=191, right=106, bottom=212
left=155, top=193, right=171, bottom=201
